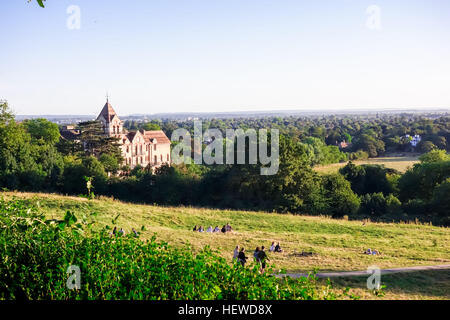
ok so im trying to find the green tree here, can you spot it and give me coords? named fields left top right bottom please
left=62, top=156, right=107, bottom=195
left=419, top=150, right=450, bottom=163
left=321, top=173, right=360, bottom=217
left=340, top=163, right=395, bottom=196
left=142, top=122, right=161, bottom=131
left=28, top=0, right=46, bottom=8
left=22, top=118, right=60, bottom=145
left=431, top=178, right=450, bottom=216
left=99, top=154, right=120, bottom=174
left=418, top=141, right=437, bottom=153
left=385, top=194, right=402, bottom=215
left=343, top=132, right=352, bottom=143
left=268, top=135, right=323, bottom=213
left=352, top=134, right=385, bottom=157
left=360, top=193, right=387, bottom=216
left=0, top=102, right=38, bottom=189
left=78, top=121, right=105, bottom=157
left=398, top=161, right=450, bottom=202
left=78, top=121, right=123, bottom=164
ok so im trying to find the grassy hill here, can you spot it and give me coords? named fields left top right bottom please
left=2, top=191, right=449, bottom=299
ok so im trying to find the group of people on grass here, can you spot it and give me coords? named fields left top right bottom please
left=109, top=227, right=139, bottom=238
left=269, top=241, right=283, bottom=253
left=233, top=242, right=284, bottom=273
left=364, top=248, right=380, bottom=255
left=193, top=223, right=233, bottom=233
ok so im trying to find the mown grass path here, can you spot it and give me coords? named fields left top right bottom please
left=279, top=264, right=450, bottom=278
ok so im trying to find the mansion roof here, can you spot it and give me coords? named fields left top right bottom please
left=96, top=100, right=171, bottom=145
left=97, top=101, right=119, bottom=122
left=143, top=130, right=171, bottom=145
left=120, top=130, right=171, bottom=145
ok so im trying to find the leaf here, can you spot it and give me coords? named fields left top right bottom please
left=37, top=0, right=45, bottom=8
left=112, top=213, right=120, bottom=224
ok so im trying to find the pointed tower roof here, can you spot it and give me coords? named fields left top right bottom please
left=97, top=99, right=118, bottom=122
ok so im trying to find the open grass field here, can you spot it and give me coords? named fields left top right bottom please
left=314, top=154, right=420, bottom=174
left=2, top=191, right=449, bottom=299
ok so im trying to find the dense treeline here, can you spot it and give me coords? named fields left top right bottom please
left=1, top=102, right=449, bottom=225
left=125, top=112, right=450, bottom=157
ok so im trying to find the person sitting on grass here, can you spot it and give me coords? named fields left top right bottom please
left=364, top=248, right=380, bottom=255
left=238, top=248, right=247, bottom=267
left=257, top=246, right=270, bottom=273
left=206, top=225, right=213, bottom=233
left=269, top=242, right=275, bottom=252
left=274, top=242, right=283, bottom=253
left=198, top=226, right=204, bottom=232
left=225, top=223, right=233, bottom=233
left=221, top=225, right=226, bottom=233
left=213, top=226, right=220, bottom=233
left=193, top=225, right=198, bottom=232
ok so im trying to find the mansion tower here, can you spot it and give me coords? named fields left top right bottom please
left=96, top=100, right=171, bottom=169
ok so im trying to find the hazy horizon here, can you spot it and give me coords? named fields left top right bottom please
left=2, top=1, right=450, bottom=115
left=14, top=106, right=450, bottom=119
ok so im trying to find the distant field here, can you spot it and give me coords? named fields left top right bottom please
left=2, top=192, right=449, bottom=299
left=314, top=154, right=420, bottom=174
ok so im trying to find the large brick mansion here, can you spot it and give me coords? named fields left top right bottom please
left=61, top=100, right=171, bottom=169
left=97, top=99, right=171, bottom=169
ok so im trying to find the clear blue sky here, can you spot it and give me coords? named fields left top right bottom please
left=1, top=0, right=450, bottom=115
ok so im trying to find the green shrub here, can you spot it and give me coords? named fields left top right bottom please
left=419, top=150, right=450, bottom=163
left=402, top=199, right=429, bottom=216
left=359, top=193, right=387, bottom=216
left=430, top=178, right=450, bottom=217
left=385, top=194, right=403, bottom=215
left=321, top=173, right=360, bottom=217
left=349, top=150, right=369, bottom=161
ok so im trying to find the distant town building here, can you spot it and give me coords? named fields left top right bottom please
left=338, top=140, right=350, bottom=149
left=405, top=134, right=421, bottom=147
left=60, top=126, right=81, bottom=141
